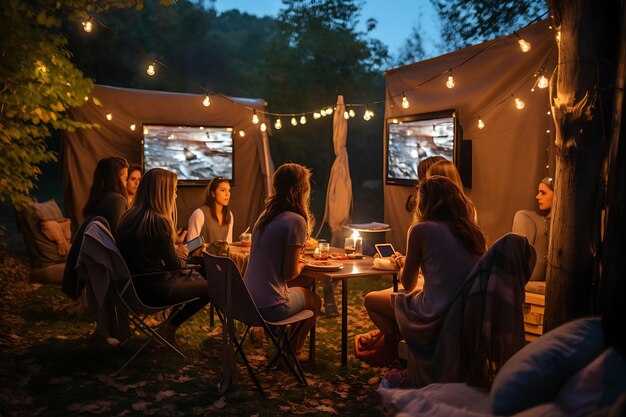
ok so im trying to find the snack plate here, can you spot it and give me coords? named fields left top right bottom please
left=304, top=260, right=344, bottom=271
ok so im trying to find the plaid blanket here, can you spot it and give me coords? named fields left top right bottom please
left=395, top=233, right=536, bottom=388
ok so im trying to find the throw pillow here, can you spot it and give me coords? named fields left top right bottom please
left=16, top=199, right=68, bottom=267
left=555, top=348, right=626, bottom=417
left=490, top=317, right=604, bottom=416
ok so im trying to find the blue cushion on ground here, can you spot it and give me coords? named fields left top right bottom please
left=490, top=317, right=604, bottom=416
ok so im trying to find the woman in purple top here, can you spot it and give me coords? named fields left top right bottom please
left=244, top=163, right=321, bottom=358
left=360, top=176, right=486, bottom=366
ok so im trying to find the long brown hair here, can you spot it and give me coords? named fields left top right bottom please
left=414, top=176, right=486, bottom=255
left=204, top=177, right=231, bottom=225
left=426, top=160, right=463, bottom=189
left=118, top=168, right=178, bottom=242
left=258, top=163, right=313, bottom=235
left=83, top=156, right=129, bottom=217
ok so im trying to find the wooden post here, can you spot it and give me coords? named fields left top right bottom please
left=544, top=0, right=621, bottom=331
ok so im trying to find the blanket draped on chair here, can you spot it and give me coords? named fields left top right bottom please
left=395, top=233, right=536, bottom=388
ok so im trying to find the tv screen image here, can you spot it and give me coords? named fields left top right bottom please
left=386, top=111, right=456, bottom=185
left=143, top=124, right=233, bottom=182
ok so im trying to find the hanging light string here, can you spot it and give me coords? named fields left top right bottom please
left=72, top=3, right=551, bottom=130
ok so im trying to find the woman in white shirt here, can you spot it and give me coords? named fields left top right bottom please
left=187, top=177, right=233, bottom=244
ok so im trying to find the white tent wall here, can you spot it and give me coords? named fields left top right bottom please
left=384, top=21, right=556, bottom=251
left=63, top=85, right=272, bottom=236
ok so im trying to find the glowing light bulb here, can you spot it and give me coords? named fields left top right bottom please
left=274, top=118, right=282, bottom=129
left=363, top=111, right=371, bottom=121
left=260, top=122, right=267, bottom=132
left=313, top=112, right=321, bottom=119
left=477, top=118, right=485, bottom=129
left=82, top=19, right=93, bottom=33
left=239, top=130, right=245, bottom=137
left=344, top=111, right=350, bottom=120
left=143, top=126, right=149, bottom=135
left=130, top=124, right=136, bottom=131
left=348, top=109, right=356, bottom=118
left=300, top=115, right=307, bottom=124
left=401, top=93, right=409, bottom=109
left=320, top=109, right=327, bottom=117
left=146, top=63, right=156, bottom=76
left=84, top=96, right=89, bottom=101
left=392, top=118, right=398, bottom=124
left=106, top=113, right=113, bottom=121
left=252, top=111, right=259, bottom=124
left=202, top=95, right=211, bottom=107
left=518, top=38, right=531, bottom=52
left=291, top=117, right=297, bottom=126
left=446, top=71, right=455, bottom=89
left=514, top=97, right=525, bottom=110
left=325, top=107, right=333, bottom=115
left=537, top=75, right=549, bottom=89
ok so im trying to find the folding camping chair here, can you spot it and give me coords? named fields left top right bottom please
left=203, top=252, right=313, bottom=396
left=75, top=219, right=200, bottom=376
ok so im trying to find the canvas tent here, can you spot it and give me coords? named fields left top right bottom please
left=63, top=85, right=273, bottom=236
left=384, top=20, right=556, bottom=251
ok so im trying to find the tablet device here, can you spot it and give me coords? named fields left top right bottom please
left=375, top=243, right=395, bottom=258
left=185, top=236, right=204, bottom=252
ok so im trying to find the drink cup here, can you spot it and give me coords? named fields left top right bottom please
left=240, top=232, right=252, bottom=248
left=318, top=242, right=330, bottom=259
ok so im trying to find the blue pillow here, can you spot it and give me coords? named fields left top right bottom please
left=490, top=317, right=604, bottom=416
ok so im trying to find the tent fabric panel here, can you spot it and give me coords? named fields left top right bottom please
left=384, top=20, right=556, bottom=251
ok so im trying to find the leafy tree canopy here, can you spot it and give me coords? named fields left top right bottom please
left=0, top=0, right=170, bottom=208
left=430, top=0, right=548, bottom=52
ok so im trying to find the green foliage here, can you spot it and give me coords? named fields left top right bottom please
left=430, top=0, right=548, bottom=52
left=395, top=24, right=427, bottom=67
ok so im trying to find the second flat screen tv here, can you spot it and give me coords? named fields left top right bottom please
left=143, top=124, right=234, bottom=183
left=386, top=110, right=458, bottom=186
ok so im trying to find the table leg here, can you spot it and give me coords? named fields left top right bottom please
left=392, top=273, right=399, bottom=292
left=341, top=278, right=348, bottom=366
left=309, top=278, right=317, bottom=368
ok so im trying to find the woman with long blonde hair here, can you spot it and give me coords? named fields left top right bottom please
left=117, top=168, right=209, bottom=345
left=359, top=176, right=485, bottom=366
left=244, top=163, right=321, bottom=358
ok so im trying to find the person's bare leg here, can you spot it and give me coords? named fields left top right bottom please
left=364, top=287, right=397, bottom=337
left=290, top=287, right=321, bottom=353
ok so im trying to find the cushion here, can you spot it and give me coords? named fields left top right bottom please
left=490, top=317, right=604, bottom=416
left=555, top=348, right=626, bottom=417
left=15, top=199, right=68, bottom=268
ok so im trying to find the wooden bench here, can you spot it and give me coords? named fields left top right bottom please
left=524, top=281, right=546, bottom=342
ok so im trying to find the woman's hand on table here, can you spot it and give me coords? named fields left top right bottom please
left=390, top=252, right=406, bottom=269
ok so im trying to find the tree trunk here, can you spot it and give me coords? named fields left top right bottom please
left=544, top=0, right=620, bottom=331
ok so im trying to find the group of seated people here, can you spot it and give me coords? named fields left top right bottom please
left=79, top=157, right=320, bottom=355
left=78, top=153, right=553, bottom=384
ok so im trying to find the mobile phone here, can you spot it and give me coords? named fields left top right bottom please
left=375, top=243, right=396, bottom=258
left=185, top=236, right=204, bottom=252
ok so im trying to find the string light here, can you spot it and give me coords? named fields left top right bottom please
left=537, top=75, right=549, bottom=89
left=401, top=92, right=410, bottom=109
left=202, top=95, right=211, bottom=107
left=477, top=117, right=485, bottom=129
left=260, top=122, right=267, bottom=132
left=514, top=96, right=525, bottom=110
left=344, top=111, right=350, bottom=120
left=82, top=18, right=93, bottom=33
left=363, top=107, right=374, bottom=121
left=84, top=96, right=89, bottom=101
left=291, top=117, right=298, bottom=126
left=239, top=130, right=245, bottom=137
left=106, top=113, right=113, bottom=120
left=325, top=107, right=333, bottom=115
left=391, top=118, right=398, bottom=124
left=320, top=109, right=327, bottom=117
left=313, top=112, right=321, bottom=119
left=252, top=110, right=259, bottom=124
left=274, top=118, right=282, bottom=129
left=300, top=115, right=307, bottom=124
left=514, top=32, right=531, bottom=52
left=146, top=62, right=156, bottom=76
left=446, top=70, right=455, bottom=89
left=130, top=124, right=136, bottom=131
left=143, top=126, right=149, bottom=135
left=348, top=109, right=356, bottom=118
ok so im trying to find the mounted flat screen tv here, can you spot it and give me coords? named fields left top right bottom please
left=142, top=124, right=234, bottom=184
left=386, top=110, right=460, bottom=186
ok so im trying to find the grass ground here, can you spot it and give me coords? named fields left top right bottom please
left=0, top=252, right=398, bottom=417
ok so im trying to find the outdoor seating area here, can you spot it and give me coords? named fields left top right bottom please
left=2, top=1, right=626, bottom=416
